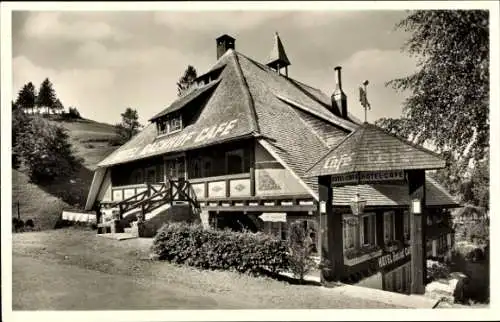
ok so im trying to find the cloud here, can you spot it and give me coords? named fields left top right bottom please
left=153, top=11, right=288, bottom=31
left=74, top=41, right=185, bottom=69
left=23, top=12, right=130, bottom=42
left=13, top=55, right=114, bottom=108
left=314, top=49, right=418, bottom=121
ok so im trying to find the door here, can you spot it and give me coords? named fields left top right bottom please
left=165, top=156, right=186, bottom=181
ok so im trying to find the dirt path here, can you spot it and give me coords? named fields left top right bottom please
left=12, top=229, right=400, bottom=310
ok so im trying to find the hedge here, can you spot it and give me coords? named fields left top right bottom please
left=151, top=223, right=290, bottom=275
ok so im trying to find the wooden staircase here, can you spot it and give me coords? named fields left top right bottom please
left=97, top=179, right=201, bottom=237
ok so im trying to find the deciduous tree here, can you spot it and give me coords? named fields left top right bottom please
left=376, top=10, right=489, bottom=205
left=116, top=107, right=142, bottom=144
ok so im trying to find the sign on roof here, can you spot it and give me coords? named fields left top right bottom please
left=105, top=119, right=239, bottom=164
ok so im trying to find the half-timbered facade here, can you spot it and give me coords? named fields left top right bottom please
left=85, top=33, right=458, bottom=294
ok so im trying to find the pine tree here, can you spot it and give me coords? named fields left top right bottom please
left=177, top=65, right=198, bottom=97
left=53, top=98, right=64, bottom=114
left=36, top=78, right=56, bottom=115
left=15, top=82, right=37, bottom=114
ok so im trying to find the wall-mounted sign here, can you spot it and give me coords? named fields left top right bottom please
left=319, top=201, right=326, bottom=214
left=412, top=199, right=421, bottom=214
left=332, top=170, right=407, bottom=186
left=378, top=247, right=411, bottom=269
left=259, top=213, right=287, bottom=222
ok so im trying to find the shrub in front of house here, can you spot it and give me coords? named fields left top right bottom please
left=287, top=221, right=317, bottom=282
left=151, top=223, right=289, bottom=275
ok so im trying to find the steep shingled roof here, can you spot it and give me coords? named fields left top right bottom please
left=94, top=48, right=454, bottom=208
left=306, top=122, right=446, bottom=177
left=98, top=50, right=258, bottom=167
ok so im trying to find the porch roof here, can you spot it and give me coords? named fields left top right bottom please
left=332, top=176, right=459, bottom=208
left=306, top=122, right=446, bottom=177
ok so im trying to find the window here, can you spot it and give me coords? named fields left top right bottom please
left=190, top=158, right=202, bottom=178
left=145, top=167, right=156, bottom=184
left=343, top=216, right=357, bottom=249
left=403, top=211, right=410, bottom=242
left=360, top=213, right=377, bottom=246
left=225, top=149, right=244, bottom=174
left=383, top=211, right=395, bottom=243
left=202, top=157, right=213, bottom=177
left=170, top=116, right=182, bottom=132
left=157, top=115, right=183, bottom=136
left=130, top=169, right=144, bottom=184
left=156, top=165, right=164, bottom=183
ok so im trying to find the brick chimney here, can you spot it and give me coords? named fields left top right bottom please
left=216, top=34, right=235, bottom=60
left=331, top=66, right=348, bottom=119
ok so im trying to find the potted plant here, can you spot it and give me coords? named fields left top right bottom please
left=343, top=245, right=382, bottom=266
left=385, top=240, right=402, bottom=252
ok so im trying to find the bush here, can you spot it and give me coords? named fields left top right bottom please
left=16, top=116, right=80, bottom=183
left=287, top=221, right=316, bottom=281
left=12, top=218, right=24, bottom=232
left=63, top=107, right=82, bottom=119
left=151, top=223, right=289, bottom=275
left=427, top=259, right=451, bottom=282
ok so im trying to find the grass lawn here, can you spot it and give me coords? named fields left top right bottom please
left=12, top=229, right=400, bottom=310
left=12, top=117, right=120, bottom=230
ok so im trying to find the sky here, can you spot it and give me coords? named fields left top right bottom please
left=12, top=9, right=418, bottom=125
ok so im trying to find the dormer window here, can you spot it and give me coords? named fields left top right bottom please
left=157, top=114, right=183, bottom=136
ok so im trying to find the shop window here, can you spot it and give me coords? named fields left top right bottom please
left=343, top=215, right=357, bottom=250
left=383, top=211, right=395, bottom=243
left=403, top=211, right=410, bottom=242
left=225, top=149, right=245, bottom=175
left=360, top=213, right=377, bottom=247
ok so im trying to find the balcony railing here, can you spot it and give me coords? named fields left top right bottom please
left=189, top=173, right=253, bottom=200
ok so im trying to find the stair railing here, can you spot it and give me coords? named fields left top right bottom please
left=109, top=179, right=201, bottom=220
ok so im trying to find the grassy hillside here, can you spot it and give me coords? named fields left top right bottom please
left=12, top=117, right=121, bottom=230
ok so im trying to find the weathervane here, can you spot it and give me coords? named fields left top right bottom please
left=359, top=80, right=371, bottom=123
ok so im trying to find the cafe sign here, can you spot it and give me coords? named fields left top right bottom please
left=106, top=119, right=239, bottom=164
left=378, top=247, right=411, bottom=269
left=332, top=170, right=407, bottom=186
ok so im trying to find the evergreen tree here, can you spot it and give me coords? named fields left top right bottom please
left=15, top=82, right=37, bottom=114
left=36, top=78, right=56, bottom=114
left=177, top=65, right=198, bottom=97
left=52, top=98, right=64, bottom=114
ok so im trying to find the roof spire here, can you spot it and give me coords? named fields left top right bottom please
left=267, top=32, right=291, bottom=76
